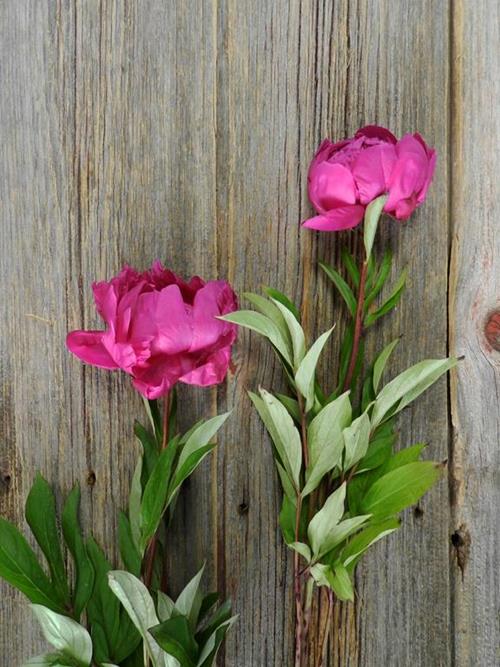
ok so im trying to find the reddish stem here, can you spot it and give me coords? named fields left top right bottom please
left=143, top=392, right=170, bottom=590
left=343, top=258, right=368, bottom=392
left=317, top=589, right=334, bottom=667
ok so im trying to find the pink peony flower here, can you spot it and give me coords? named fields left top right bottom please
left=67, top=261, right=238, bottom=399
left=303, top=125, right=436, bottom=231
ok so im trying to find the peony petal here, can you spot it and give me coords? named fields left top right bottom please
left=417, top=148, right=436, bottom=204
left=179, top=347, right=232, bottom=387
left=302, top=205, right=365, bottom=232
left=131, top=353, right=189, bottom=399
left=189, top=281, right=238, bottom=353
left=355, top=125, right=397, bottom=144
left=352, top=144, right=397, bottom=204
left=148, top=284, right=194, bottom=355
left=308, top=163, right=358, bottom=213
left=66, top=330, right=119, bottom=369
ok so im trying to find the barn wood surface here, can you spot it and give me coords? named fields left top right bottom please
left=1, top=1, right=498, bottom=666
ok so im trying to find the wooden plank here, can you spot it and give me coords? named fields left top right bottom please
left=0, top=1, right=219, bottom=663
left=449, top=2, right=500, bottom=665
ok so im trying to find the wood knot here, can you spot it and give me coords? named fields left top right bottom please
left=1, top=472, right=12, bottom=491
left=237, top=501, right=249, bottom=515
left=451, top=524, right=471, bottom=578
left=86, top=470, right=96, bottom=486
left=484, top=311, right=500, bottom=351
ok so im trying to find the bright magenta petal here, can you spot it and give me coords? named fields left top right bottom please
left=179, top=347, right=232, bottom=387
left=352, top=144, right=397, bottom=204
left=302, top=205, right=365, bottom=232
left=66, top=330, right=119, bottom=369
left=308, top=162, right=358, bottom=213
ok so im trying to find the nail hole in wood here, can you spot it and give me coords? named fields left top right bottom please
left=87, top=470, right=96, bottom=486
left=238, top=502, right=249, bottom=515
left=1, top=473, right=11, bottom=489
left=413, top=505, right=424, bottom=519
left=451, top=524, right=471, bottom=578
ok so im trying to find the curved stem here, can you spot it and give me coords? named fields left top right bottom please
left=343, top=255, right=367, bottom=392
left=143, top=392, right=170, bottom=590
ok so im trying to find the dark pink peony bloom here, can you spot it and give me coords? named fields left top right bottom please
left=303, top=125, right=436, bottom=231
left=67, top=262, right=238, bottom=399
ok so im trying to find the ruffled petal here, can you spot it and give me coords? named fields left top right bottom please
left=302, top=205, right=365, bottom=232
left=189, top=281, right=238, bottom=353
left=152, top=284, right=194, bottom=354
left=355, top=125, right=397, bottom=144
left=179, top=347, right=232, bottom=387
left=66, top=330, right=119, bottom=369
left=352, top=144, right=397, bottom=204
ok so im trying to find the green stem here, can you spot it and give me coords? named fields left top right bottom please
left=342, top=253, right=367, bottom=392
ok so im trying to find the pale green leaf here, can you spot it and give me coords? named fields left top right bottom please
left=329, top=563, right=354, bottom=601
left=243, top=292, right=291, bottom=349
left=302, top=393, right=351, bottom=497
left=178, top=414, right=230, bottom=470
left=129, top=455, right=143, bottom=552
left=343, top=413, right=371, bottom=471
left=363, top=194, right=387, bottom=259
left=108, top=571, right=162, bottom=667
left=175, top=564, right=205, bottom=629
left=295, top=328, right=334, bottom=411
left=371, top=358, right=457, bottom=427
left=310, top=563, right=332, bottom=588
left=157, top=591, right=176, bottom=622
left=289, top=542, right=311, bottom=562
left=271, top=298, right=306, bottom=369
left=372, top=337, right=401, bottom=393
left=30, top=605, right=92, bottom=666
left=307, top=483, right=346, bottom=556
left=219, top=311, right=292, bottom=365
left=320, top=515, right=371, bottom=555
left=360, top=462, right=442, bottom=519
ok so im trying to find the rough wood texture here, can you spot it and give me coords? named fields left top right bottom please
left=0, top=1, right=498, bottom=665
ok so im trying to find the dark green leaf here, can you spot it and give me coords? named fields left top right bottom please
left=364, top=249, right=393, bottom=309
left=335, top=323, right=354, bottom=395
left=360, top=461, right=442, bottom=519
left=342, top=518, right=400, bottom=571
left=319, top=261, right=356, bottom=316
left=279, top=495, right=297, bottom=544
left=134, top=420, right=159, bottom=487
left=62, top=485, right=95, bottom=618
left=140, top=439, right=179, bottom=551
left=168, top=444, right=216, bottom=506
left=195, top=599, right=233, bottom=648
left=198, top=593, right=220, bottom=624
left=118, top=512, right=141, bottom=577
left=26, top=474, right=70, bottom=605
left=149, top=616, right=198, bottom=666
left=372, top=338, right=401, bottom=393
left=341, top=249, right=360, bottom=288
left=0, top=517, right=65, bottom=612
left=329, top=562, right=354, bottom=601
left=365, top=268, right=407, bottom=327
left=275, top=393, right=301, bottom=423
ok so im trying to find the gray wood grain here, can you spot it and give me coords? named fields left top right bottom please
left=449, top=2, right=500, bottom=665
left=0, top=1, right=498, bottom=666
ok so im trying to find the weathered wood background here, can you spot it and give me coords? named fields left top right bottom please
left=1, top=1, right=499, bottom=665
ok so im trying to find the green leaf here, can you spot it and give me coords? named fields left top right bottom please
left=22, top=654, right=73, bottom=667
left=360, top=461, right=442, bottom=519
left=142, top=398, right=162, bottom=444
left=371, top=358, right=457, bottom=428
left=149, top=616, right=198, bottom=666
left=157, top=591, right=176, bottom=622
left=196, top=615, right=237, bottom=667
left=341, top=249, right=360, bottom=288
left=61, top=486, right=94, bottom=618
left=259, top=389, right=302, bottom=490
left=219, top=310, right=292, bottom=365
left=319, top=261, right=356, bottom=316
left=302, top=393, right=351, bottom=497
left=243, top=292, right=291, bottom=350
left=363, top=194, right=387, bottom=259
left=168, top=444, right=216, bottom=507
left=107, top=571, right=161, bottom=667
left=175, top=564, right=205, bottom=629
left=307, top=483, right=346, bottom=557
left=177, top=414, right=230, bottom=471
left=342, top=518, right=400, bottom=568
left=329, top=563, right=354, bottom=601
left=271, top=298, right=306, bottom=369
left=25, top=474, right=70, bottom=605
left=343, top=413, right=371, bottom=471
left=195, top=598, right=233, bottom=650
left=355, top=421, right=396, bottom=473
left=0, top=517, right=65, bottom=612
left=364, top=249, right=393, bottom=309
left=30, top=605, right=92, bottom=666
left=289, top=542, right=312, bottom=562
left=134, top=421, right=158, bottom=487
left=276, top=394, right=301, bottom=423
left=140, top=442, right=179, bottom=552
left=295, top=327, right=334, bottom=411
left=365, top=268, right=407, bottom=327
left=129, top=456, right=143, bottom=553
left=320, top=515, right=371, bottom=558
left=262, top=286, right=300, bottom=320
left=279, top=495, right=298, bottom=544
left=372, top=338, right=401, bottom=393
left=118, top=512, right=142, bottom=577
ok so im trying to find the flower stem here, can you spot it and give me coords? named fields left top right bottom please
left=143, top=392, right=170, bottom=590
left=317, top=589, right=334, bottom=667
left=343, top=253, right=368, bottom=392
left=294, top=492, right=304, bottom=667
